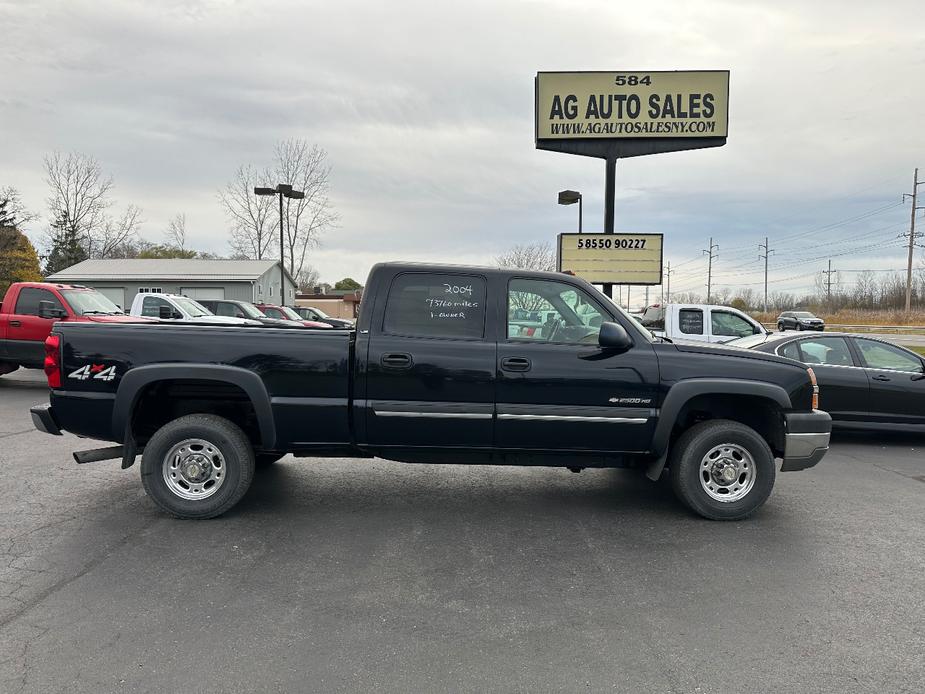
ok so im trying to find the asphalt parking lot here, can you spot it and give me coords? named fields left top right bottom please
left=0, top=369, right=922, bottom=693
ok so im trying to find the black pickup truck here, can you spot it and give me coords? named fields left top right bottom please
left=31, top=262, right=831, bottom=520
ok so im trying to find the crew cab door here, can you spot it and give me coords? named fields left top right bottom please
left=780, top=336, right=869, bottom=424
left=4, top=287, right=68, bottom=367
left=363, top=271, right=495, bottom=448
left=496, top=278, right=659, bottom=453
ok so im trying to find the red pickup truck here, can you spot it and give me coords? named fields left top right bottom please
left=0, top=282, right=148, bottom=376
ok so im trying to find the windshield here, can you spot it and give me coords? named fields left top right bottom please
left=595, top=290, right=655, bottom=343
left=279, top=306, right=303, bottom=321
left=60, top=289, right=123, bottom=315
left=794, top=312, right=816, bottom=318
left=239, top=303, right=268, bottom=319
left=307, top=306, right=329, bottom=318
left=174, top=297, right=212, bottom=318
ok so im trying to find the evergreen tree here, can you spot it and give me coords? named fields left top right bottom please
left=44, top=212, right=88, bottom=276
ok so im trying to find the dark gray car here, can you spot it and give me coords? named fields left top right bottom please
left=777, top=310, right=825, bottom=332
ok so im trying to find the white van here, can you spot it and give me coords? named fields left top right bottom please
left=640, top=303, right=767, bottom=343
left=129, top=293, right=260, bottom=326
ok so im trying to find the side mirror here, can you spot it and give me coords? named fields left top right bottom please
left=38, top=300, right=67, bottom=319
left=598, top=321, right=633, bottom=350
left=158, top=306, right=181, bottom=320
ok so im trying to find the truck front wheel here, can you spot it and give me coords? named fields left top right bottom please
left=140, top=414, right=255, bottom=519
left=668, top=420, right=775, bottom=521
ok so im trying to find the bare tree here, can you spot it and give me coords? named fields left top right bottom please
left=295, top=266, right=320, bottom=293
left=219, top=165, right=277, bottom=260
left=495, top=242, right=557, bottom=272
left=43, top=151, right=142, bottom=259
left=274, top=139, right=338, bottom=279
left=43, top=152, right=112, bottom=254
left=97, top=204, right=143, bottom=258
left=496, top=242, right=557, bottom=312
left=165, top=213, right=187, bottom=250
left=0, top=186, right=37, bottom=229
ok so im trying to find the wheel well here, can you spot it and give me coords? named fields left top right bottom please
left=671, top=394, right=785, bottom=458
left=130, top=379, right=262, bottom=448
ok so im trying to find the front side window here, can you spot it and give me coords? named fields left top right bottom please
left=678, top=309, right=704, bottom=335
left=384, top=273, right=487, bottom=339
left=711, top=310, right=758, bottom=338
left=797, top=337, right=854, bottom=366
left=214, top=302, right=243, bottom=318
left=142, top=296, right=171, bottom=317
left=855, top=339, right=923, bottom=372
left=15, top=288, right=63, bottom=316
left=507, top=278, right=603, bottom=343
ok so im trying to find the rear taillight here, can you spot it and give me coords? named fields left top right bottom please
left=807, top=367, right=819, bottom=410
left=44, top=334, right=61, bottom=388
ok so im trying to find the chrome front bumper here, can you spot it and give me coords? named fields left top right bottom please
left=781, top=410, right=831, bottom=471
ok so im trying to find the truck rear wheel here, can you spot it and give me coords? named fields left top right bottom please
left=140, top=414, right=255, bottom=519
left=669, top=419, right=775, bottom=521
left=0, top=362, right=18, bottom=377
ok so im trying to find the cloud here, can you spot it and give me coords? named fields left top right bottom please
left=1, top=0, right=923, bottom=293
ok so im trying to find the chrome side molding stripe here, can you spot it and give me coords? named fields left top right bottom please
left=374, top=411, right=492, bottom=420
left=497, top=414, right=648, bottom=424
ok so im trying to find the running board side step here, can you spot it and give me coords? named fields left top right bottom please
left=73, top=446, right=125, bottom=464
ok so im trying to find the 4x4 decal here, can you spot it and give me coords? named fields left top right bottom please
left=68, top=364, right=117, bottom=382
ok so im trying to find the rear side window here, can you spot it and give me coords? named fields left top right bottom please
left=678, top=308, right=703, bottom=335
left=779, top=342, right=801, bottom=360
left=383, top=273, right=486, bottom=339
left=15, top=288, right=63, bottom=316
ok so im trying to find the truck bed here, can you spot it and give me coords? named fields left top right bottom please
left=50, top=321, right=354, bottom=452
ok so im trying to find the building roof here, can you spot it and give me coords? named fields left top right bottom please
left=47, top=259, right=294, bottom=283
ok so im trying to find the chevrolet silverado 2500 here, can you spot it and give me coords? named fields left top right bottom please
left=31, top=263, right=831, bottom=520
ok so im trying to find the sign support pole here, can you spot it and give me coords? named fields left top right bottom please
left=603, top=157, right=617, bottom=298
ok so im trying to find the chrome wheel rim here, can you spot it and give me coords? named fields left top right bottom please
left=162, top=438, right=226, bottom=500
left=699, top=443, right=756, bottom=502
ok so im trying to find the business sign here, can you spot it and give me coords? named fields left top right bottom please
left=537, top=71, right=729, bottom=141
left=558, top=233, right=663, bottom=285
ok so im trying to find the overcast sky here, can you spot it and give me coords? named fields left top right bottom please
left=2, top=0, right=923, bottom=302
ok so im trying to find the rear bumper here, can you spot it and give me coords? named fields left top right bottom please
left=31, top=404, right=62, bottom=436
left=781, top=410, right=831, bottom=471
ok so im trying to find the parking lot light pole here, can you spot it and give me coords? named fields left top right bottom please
left=557, top=190, right=582, bottom=233
left=255, top=184, right=304, bottom=304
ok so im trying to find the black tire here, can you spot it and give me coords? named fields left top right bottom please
left=140, top=414, right=255, bottom=519
left=797, top=324, right=803, bottom=331
left=255, top=452, right=285, bottom=468
left=0, top=362, right=18, bottom=377
left=777, top=323, right=785, bottom=332
left=668, top=419, right=776, bottom=521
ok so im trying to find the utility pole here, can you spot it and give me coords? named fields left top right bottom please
left=903, top=168, right=924, bottom=312
left=703, top=238, right=719, bottom=303
left=662, top=261, right=672, bottom=303
left=822, top=259, right=837, bottom=306
left=644, top=285, right=649, bottom=308
left=758, top=237, right=774, bottom=312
